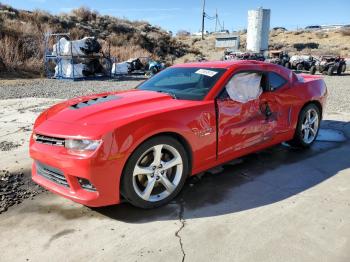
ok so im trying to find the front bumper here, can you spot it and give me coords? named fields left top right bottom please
left=30, top=140, right=123, bottom=207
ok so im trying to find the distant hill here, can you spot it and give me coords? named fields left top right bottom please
left=0, top=4, right=198, bottom=75
left=176, top=29, right=350, bottom=62
left=267, top=29, right=350, bottom=56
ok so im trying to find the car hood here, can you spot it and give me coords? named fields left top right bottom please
left=41, top=90, right=195, bottom=127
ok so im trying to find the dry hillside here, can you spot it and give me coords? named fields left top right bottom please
left=0, top=4, right=198, bottom=76
left=1, top=2, right=349, bottom=76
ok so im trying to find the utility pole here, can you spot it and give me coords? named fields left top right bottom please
left=201, top=0, right=206, bottom=40
left=215, top=9, right=218, bottom=32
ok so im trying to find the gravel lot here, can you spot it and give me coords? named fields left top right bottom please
left=0, top=77, right=144, bottom=99
left=0, top=74, right=349, bottom=114
left=323, top=74, right=350, bottom=114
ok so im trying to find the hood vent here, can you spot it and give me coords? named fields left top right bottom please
left=70, top=95, right=121, bottom=110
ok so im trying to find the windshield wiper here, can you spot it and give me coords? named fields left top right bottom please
left=156, top=90, right=177, bottom=99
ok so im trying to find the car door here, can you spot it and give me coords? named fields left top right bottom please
left=259, top=70, right=293, bottom=134
left=216, top=70, right=268, bottom=158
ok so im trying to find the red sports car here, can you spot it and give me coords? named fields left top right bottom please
left=30, top=61, right=327, bottom=208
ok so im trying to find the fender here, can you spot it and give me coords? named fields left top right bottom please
left=109, top=106, right=217, bottom=179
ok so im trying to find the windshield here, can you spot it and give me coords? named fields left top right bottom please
left=138, top=67, right=226, bottom=100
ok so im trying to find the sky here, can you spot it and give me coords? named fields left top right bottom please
left=2, top=0, right=350, bottom=33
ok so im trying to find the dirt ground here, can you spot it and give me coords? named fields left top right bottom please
left=0, top=75, right=349, bottom=261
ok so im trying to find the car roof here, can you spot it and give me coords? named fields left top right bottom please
left=172, top=60, right=266, bottom=69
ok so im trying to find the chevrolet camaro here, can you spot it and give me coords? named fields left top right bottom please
left=30, top=61, right=327, bottom=208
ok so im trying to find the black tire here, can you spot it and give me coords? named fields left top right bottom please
left=310, top=66, right=316, bottom=75
left=287, top=104, right=321, bottom=148
left=121, top=136, right=189, bottom=209
left=284, top=62, right=291, bottom=69
left=328, top=66, right=334, bottom=76
left=296, top=64, right=303, bottom=71
left=342, top=64, right=346, bottom=73
left=337, top=66, right=342, bottom=75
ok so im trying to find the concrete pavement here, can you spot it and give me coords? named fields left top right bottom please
left=0, top=99, right=349, bottom=262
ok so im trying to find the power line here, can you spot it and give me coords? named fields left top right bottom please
left=204, top=13, right=216, bottom=20
left=201, top=1, right=225, bottom=37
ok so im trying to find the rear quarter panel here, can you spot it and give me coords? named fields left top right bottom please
left=289, top=75, right=327, bottom=126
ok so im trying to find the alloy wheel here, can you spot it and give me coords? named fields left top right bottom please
left=301, top=108, right=319, bottom=144
left=132, top=144, right=183, bottom=202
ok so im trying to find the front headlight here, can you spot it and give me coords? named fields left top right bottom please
left=65, top=139, right=101, bottom=151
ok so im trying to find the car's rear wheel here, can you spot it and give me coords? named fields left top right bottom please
left=288, top=104, right=321, bottom=148
left=121, top=136, right=189, bottom=208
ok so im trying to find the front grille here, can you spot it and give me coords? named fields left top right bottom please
left=34, top=134, right=65, bottom=147
left=36, top=161, right=69, bottom=188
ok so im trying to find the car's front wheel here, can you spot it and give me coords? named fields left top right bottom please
left=121, top=136, right=189, bottom=208
left=288, top=104, right=321, bottom=148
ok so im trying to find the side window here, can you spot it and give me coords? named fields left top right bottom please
left=268, top=72, right=287, bottom=91
left=224, top=72, right=263, bottom=103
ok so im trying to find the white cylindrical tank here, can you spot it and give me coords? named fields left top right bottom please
left=247, top=8, right=270, bottom=53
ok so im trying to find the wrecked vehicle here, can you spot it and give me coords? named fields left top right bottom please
left=224, top=50, right=243, bottom=60
left=290, top=55, right=317, bottom=74
left=145, top=60, right=165, bottom=77
left=241, top=52, right=265, bottom=61
left=111, top=57, right=165, bottom=77
left=317, top=55, right=347, bottom=75
left=267, top=50, right=291, bottom=68
left=224, top=51, right=265, bottom=61
left=127, top=58, right=144, bottom=73
left=30, top=61, right=327, bottom=209
left=111, top=61, right=129, bottom=75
